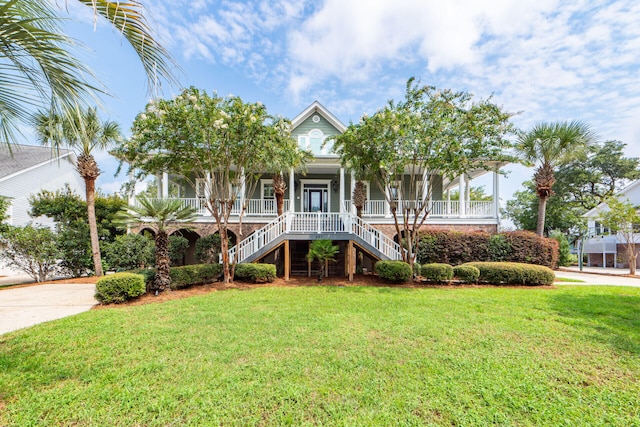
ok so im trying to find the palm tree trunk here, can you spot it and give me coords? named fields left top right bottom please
left=85, top=177, right=103, bottom=276
left=155, top=231, right=171, bottom=291
left=273, top=173, right=286, bottom=217
left=536, top=196, right=547, bottom=237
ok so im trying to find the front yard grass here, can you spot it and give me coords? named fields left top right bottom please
left=1, top=285, right=639, bottom=426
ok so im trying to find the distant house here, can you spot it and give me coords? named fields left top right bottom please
left=0, top=144, right=84, bottom=228
left=130, top=102, right=505, bottom=278
left=582, top=180, right=640, bottom=268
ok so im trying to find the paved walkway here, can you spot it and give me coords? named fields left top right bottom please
left=554, top=266, right=640, bottom=287
left=0, top=283, right=97, bottom=335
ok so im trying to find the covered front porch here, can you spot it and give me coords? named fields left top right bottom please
left=141, top=159, right=502, bottom=221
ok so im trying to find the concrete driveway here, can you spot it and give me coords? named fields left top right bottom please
left=0, top=283, right=97, bottom=335
left=554, top=269, right=640, bottom=287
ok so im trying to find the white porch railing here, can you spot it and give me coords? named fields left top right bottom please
left=138, top=197, right=494, bottom=218
left=226, top=212, right=404, bottom=263
left=136, top=198, right=290, bottom=216
left=342, top=199, right=494, bottom=218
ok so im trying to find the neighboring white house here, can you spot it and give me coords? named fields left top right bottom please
left=1, top=144, right=85, bottom=277
left=582, top=179, right=640, bottom=268
left=0, top=144, right=84, bottom=228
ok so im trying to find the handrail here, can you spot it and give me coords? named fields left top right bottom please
left=225, top=212, right=404, bottom=263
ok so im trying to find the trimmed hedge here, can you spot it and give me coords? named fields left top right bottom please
left=234, top=263, right=276, bottom=283
left=461, top=262, right=554, bottom=286
left=133, top=263, right=222, bottom=291
left=453, top=265, right=480, bottom=283
left=95, top=273, right=146, bottom=304
left=375, top=260, right=412, bottom=283
left=417, top=229, right=559, bottom=269
left=421, top=263, right=454, bottom=283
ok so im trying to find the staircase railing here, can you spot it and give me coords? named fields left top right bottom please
left=226, top=214, right=289, bottom=263
left=225, top=212, right=404, bottom=263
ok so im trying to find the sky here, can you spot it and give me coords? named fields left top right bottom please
left=46, top=0, right=640, bottom=212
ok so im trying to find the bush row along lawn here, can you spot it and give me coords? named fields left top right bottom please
left=1, top=285, right=639, bottom=426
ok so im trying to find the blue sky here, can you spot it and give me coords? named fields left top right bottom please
left=56, top=0, right=640, bottom=211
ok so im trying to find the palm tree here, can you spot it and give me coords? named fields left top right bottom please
left=306, top=239, right=339, bottom=282
left=0, top=0, right=175, bottom=148
left=272, top=172, right=287, bottom=216
left=515, top=121, right=596, bottom=236
left=115, top=196, right=195, bottom=292
left=352, top=180, right=367, bottom=218
left=34, top=107, right=122, bottom=276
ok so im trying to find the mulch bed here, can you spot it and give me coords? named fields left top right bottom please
left=2, top=274, right=556, bottom=308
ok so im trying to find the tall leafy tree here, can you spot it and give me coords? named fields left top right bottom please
left=114, top=196, right=195, bottom=292
left=333, top=78, right=517, bottom=269
left=599, top=197, right=640, bottom=275
left=515, top=121, right=597, bottom=236
left=115, top=88, right=309, bottom=283
left=0, top=0, right=175, bottom=148
left=29, top=186, right=127, bottom=276
left=34, top=107, right=123, bottom=277
left=504, top=140, right=639, bottom=235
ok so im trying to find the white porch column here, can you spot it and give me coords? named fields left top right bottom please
left=459, top=174, right=466, bottom=218
left=289, top=168, right=295, bottom=212
left=339, top=167, right=345, bottom=213
left=350, top=170, right=356, bottom=215
left=493, top=170, right=500, bottom=223
left=162, top=172, right=169, bottom=199
left=446, top=189, right=451, bottom=216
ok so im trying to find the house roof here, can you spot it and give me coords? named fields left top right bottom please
left=583, top=179, right=640, bottom=218
left=291, top=101, right=347, bottom=133
left=0, top=144, right=75, bottom=181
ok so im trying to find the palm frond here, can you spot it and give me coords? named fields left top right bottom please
left=0, top=0, right=102, bottom=147
left=77, top=0, right=179, bottom=92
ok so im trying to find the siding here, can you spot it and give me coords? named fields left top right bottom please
left=0, top=156, right=84, bottom=227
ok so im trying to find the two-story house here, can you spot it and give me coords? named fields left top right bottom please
left=136, top=102, right=504, bottom=279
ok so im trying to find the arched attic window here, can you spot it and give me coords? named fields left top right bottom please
left=299, top=129, right=333, bottom=155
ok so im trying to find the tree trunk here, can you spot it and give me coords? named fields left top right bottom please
left=534, top=164, right=555, bottom=237
left=78, top=153, right=103, bottom=277
left=155, top=231, right=171, bottom=291
left=536, top=196, right=548, bottom=237
left=273, top=173, right=286, bottom=216
left=353, top=180, right=366, bottom=218
left=628, top=243, right=637, bottom=275
left=84, top=177, right=103, bottom=277
left=220, top=227, right=231, bottom=283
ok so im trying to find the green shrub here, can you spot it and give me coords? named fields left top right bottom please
left=417, top=230, right=558, bottom=268
left=95, top=273, right=146, bottom=304
left=102, top=233, right=154, bottom=272
left=234, top=263, right=276, bottom=283
left=132, top=263, right=222, bottom=290
left=195, top=234, right=222, bottom=263
left=550, top=230, right=572, bottom=267
left=412, top=262, right=421, bottom=277
left=462, top=262, right=554, bottom=286
left=375, top=260, right=412, bottom=283
left=421, top=263, right=454, bottom=283
left=488, top=234, right=511, bottom=261
left=452, top=265, right=480, bottom=283
left=168, top=235, right=189, bottom=266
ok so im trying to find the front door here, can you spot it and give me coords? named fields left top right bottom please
left=303, top=184, right=329, bottom=212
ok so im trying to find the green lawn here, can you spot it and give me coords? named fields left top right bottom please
left=1, top=285, right=639, bottom=426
